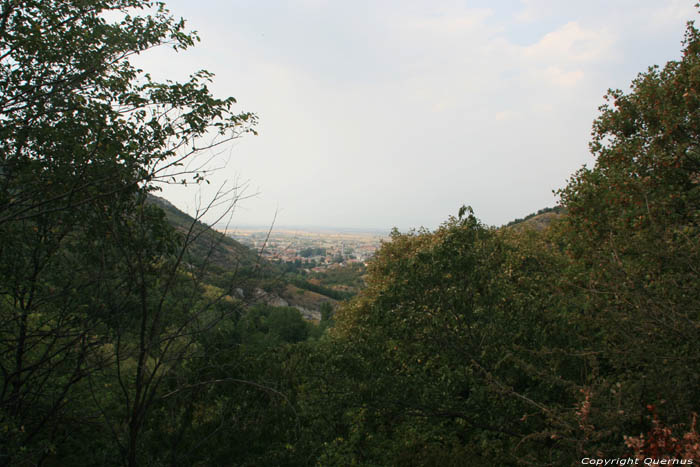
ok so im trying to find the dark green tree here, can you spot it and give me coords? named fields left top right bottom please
left=555, top=15, right=700, bottom=456
left=0, top=1, right=256, bottom=464
left=300, top=211, right=581, bottom=466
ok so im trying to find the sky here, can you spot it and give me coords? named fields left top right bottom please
left=132, top=0, right=697, bottom=231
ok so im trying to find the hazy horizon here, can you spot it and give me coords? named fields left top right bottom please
left=134, top=1, right=697, bottom=231
left=219, top=223, right=392, bottom=234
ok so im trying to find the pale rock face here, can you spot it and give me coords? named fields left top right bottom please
left=252, top=288, right=323, bottom=321
left=293, top=306, right=322, bottom=322
left=253, top=287, right=289, bottom=307
left=268, top=296, right=289, bottom=308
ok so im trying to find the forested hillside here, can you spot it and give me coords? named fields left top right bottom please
left=1, top=1, right=699, bottom=466
left=146, top=195, right=258, bottom=273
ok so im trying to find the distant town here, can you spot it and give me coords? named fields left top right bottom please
left=224, top=227, right=388, bottom=271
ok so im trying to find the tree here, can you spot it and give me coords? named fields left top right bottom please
left=0, top=0, right=255, bottom=225
left=0, top=1, right=256, bottom=464
left=301, top=210, right=583, bottom=465
left=295, top=14, right=700, bottom=465
left=555, top=15, right=700, bottom=456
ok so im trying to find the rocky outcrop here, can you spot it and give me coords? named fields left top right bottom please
left=253, top=288, right=289, bottom=307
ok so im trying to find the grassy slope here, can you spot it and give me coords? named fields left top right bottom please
left=504, top=206, right=567, bottom=231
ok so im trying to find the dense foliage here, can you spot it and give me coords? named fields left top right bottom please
left=289, top=15, right=700, bottom=465
left=0, top=1, right=257, bottom=465
left=1, top=1, right=699, bottom=466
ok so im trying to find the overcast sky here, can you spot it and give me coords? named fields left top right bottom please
left=133, top=0, right=697, bottom=231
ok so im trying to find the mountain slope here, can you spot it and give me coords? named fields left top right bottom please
left=504, top=206, right=566, bottom=231
left=147, top=194, right=259, bottom=274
